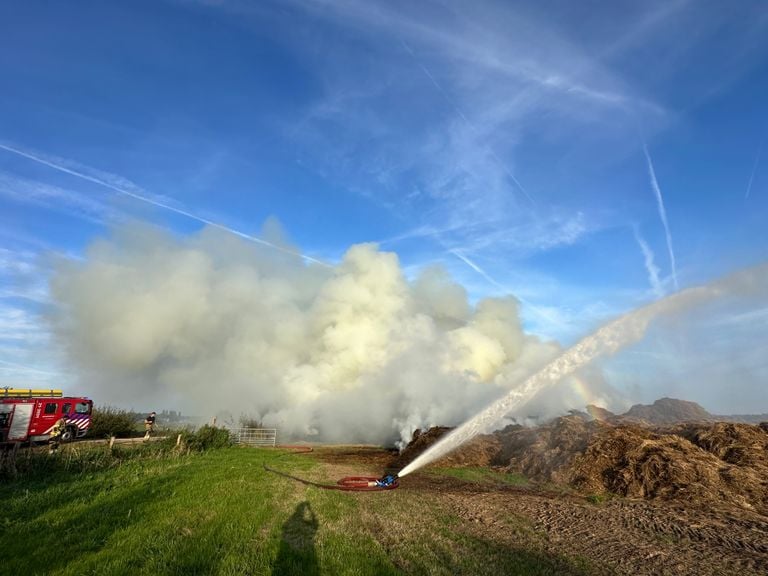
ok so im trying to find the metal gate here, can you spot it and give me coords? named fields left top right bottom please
left=230, top=428, right=277, bottom=447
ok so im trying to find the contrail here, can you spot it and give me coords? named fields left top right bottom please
left=745, top=142, right=763, bottom=200
left=642, top=144, right=678, bottom=290
left=400, top=39, right=535, bottom=205
left=449, top=249, right=563, bottom=331
left=632, top=226, right=664, bottom=298
left=450, top=249, right=507, bottom=292
left=0, top=142, right=331, bottom=267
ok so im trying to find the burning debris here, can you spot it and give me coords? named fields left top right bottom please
left=392, top=426, right=500, bottom=470
left=395, top=403, right=768, bottom=514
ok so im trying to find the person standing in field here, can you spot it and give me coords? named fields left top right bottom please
left=144, top=411, right=156, bottom=440
left=49, top=415, right=68, bottom=454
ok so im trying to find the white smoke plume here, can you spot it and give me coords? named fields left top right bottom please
left=49, top=222, right=619, bottom=446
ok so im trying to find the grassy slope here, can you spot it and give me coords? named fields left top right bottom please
left=1, top=447, right=591, bottom=576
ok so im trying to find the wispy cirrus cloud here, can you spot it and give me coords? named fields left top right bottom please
left=0, top=303, right=49, bottom=345
left=0, top=141, right=332, bottom=267
left=0, top=171, right=119, bottom=225
left=0, top=304, right=61, bottom=388
left=0, top=247, right=37, bottom=277
left=398, top=37, right=535, bottom=206
left=0, top=246, right=50, bottom=303
left=0, top=285, right=58, bottom=389
left=0, top=358, right=58, bottom=377
left=0, top=142, right=163, bottom=202
left=212, top=0, right=678, bottom=331
left=254, top=0, right=668, bottom=277
left=286, top=0, right=661, bottom=112
left=383, top=208, right=589, bottom=260
left=449, top=248, right=564, bottom=333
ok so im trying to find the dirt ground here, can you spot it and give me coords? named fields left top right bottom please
left=311, top=446, right=768, bottom=576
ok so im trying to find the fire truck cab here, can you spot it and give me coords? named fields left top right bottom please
left=0, top=388, right=93, bottom=444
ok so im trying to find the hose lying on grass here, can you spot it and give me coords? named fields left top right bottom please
left=263, top=445, right=399, bottom=492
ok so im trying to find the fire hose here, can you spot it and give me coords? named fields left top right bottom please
left=263, top=445, right=400, bottom=492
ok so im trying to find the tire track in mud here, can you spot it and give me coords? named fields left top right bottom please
left=442, top=489, right=768, bottom=576
left=313, top=448, right=768, bottom=576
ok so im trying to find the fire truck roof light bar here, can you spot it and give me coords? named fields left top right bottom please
left=2, top=388, right=64, bottom=398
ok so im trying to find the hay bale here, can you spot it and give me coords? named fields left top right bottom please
left=675, top=422, right=768, bottom=468
left=394, top=416, right=768, bottom=514
left=495, top=415, right=609, bottom=483
left=565, top=424, right=768, bottom=513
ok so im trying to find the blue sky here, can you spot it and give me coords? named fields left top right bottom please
left=1, top=0, right=767, bottom=411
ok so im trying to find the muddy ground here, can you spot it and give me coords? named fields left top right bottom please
left=311, top=446, right=768, bottom=576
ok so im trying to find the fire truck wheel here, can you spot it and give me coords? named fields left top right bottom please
left=61, top=426, right=77, bottom=443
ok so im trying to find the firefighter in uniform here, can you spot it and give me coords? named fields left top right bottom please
left=49, top=415, right=68, bottom=454
left=144, top=411, right=156, bottom=440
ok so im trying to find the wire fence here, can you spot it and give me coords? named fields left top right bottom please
left=229, top=428, right=277, bottom=447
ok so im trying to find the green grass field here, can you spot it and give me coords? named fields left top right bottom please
left=1, top=446, right=592, bottom=576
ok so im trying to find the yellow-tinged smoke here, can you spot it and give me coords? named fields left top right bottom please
left=50, top=222, right=619, bottom=445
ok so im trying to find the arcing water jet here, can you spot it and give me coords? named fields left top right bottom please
left=398, top=262, right=768, bottom=478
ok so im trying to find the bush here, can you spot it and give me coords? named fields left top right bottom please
left=239, top=415, right=264, bottom=428
left=0, top=426, right=233, bottom=482
left=183, top=425, right=233, bottom=452
left=89, top=406, right=140, bottom=438
left=0, top=441, right=177, bottom=481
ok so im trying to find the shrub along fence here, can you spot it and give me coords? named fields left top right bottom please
left=88, top=406, right=143, bottom=438
left=0, top=424, right=234, bottom=481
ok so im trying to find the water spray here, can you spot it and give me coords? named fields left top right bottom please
left=399, top=262, right=768, bottom=477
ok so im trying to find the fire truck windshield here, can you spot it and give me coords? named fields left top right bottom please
left=75, top=402, right=90, bottom=414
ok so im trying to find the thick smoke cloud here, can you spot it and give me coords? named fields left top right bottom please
left=50, top=223, right=619, bottom=445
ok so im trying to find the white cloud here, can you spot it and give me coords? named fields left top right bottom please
left=0, top=304, right=48, bottom=344
left=0, top=171, right=117, bottom=225
left=0, top=246, right=50, bottom=304
left=0, top=243, right=71, bottom=389
left=254, top=0, right=666, bottom=283
left=0, top=299, right=60, bottom=388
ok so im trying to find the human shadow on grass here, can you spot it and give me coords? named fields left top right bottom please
left=271, top=501, right=319, bottom=576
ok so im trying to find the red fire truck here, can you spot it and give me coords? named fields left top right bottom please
left=0, top=388, right=93, bottom=443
